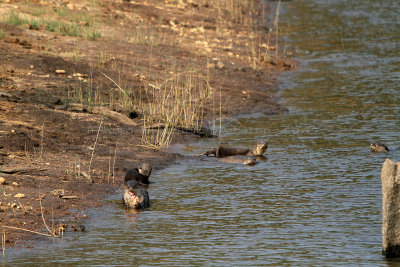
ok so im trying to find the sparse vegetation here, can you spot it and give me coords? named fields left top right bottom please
left=6, top=11, right=27, bottom=26
left=3, top=10, right=100, bottom=39
left=128, top=26, right=162, bottom=47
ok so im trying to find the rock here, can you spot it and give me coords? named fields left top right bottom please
left=14, top=193, right=25, bottom=198
left=55, top=70, right=66, bottom=74
left=217, top=61, right=225, bottom=69
left=207, top=63, right=216, bottom=69
left=0, top=177, right=5, bottom=184
left=12, top=182, right=18, bottom=186
left=381, top=158, right=400, bottom=257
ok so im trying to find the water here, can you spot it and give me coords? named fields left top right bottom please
left=4, top=0, right=400, bottom=265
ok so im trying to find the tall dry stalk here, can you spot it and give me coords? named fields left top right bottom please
left=88, top=118, right=103, bottom=181
left=2, top=231, right=5, bottom=257
left=112, top=142, right=117, bottom=184
left=39, top=199, right=58, bottom=237
left=39, top=123, right=44, bottom=160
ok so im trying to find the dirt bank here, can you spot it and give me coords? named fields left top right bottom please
left=0, top=0, right=294, bottom=250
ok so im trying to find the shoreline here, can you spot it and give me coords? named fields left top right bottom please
left=0, top=0, right=294, bottom=251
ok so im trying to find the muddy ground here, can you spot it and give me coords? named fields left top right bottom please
left=0, top=0, right=294, bottom=250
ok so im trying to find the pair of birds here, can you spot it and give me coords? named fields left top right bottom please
left=123, top=163, right=152, bottom=209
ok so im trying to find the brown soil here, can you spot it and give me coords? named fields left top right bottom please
left=0, top=0, right=294, bottom=250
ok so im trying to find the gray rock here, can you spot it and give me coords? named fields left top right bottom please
left=381, top=158, right=400, bottom=257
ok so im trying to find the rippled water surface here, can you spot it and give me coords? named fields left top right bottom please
left=4, top=0, right=400, bottom=265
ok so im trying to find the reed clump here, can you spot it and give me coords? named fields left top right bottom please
left=141, top=68, right=212, bottom=149
left=215, top=0, right=257, bottom=24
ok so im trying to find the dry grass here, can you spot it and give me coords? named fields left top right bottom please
left=246, top=0, right=282, bottom=71
left=141, top=68, right=212, bottom=148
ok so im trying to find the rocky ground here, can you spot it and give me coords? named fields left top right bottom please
left=0, top=0, right=294, bottom=250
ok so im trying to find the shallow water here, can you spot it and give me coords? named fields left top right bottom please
left=4, top=0, right=400, bottom=265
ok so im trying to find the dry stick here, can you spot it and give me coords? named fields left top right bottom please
left=39, top=199, right=57, bottom=237
left=1, top=225, right=53, bottom=238
left=39, top=123, right=44, bottom=161
left=2, top=231, right=5, bottom=257
left=112, top=142, right=117, bottom=184
left=274, top=0, right=282, bottom=57
left=219, top=87, right=222, bottom=137
left=100, top=72, right=129, bottom=98
left=88, top=118, right=103, bottom=182
left=108, top=150, right=111, bottom=183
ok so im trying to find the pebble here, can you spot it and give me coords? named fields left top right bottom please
left=14, top=193, right=25, bottom=198
left=0, top=177, right=5, bottom=184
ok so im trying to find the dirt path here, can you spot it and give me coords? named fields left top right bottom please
left=0, top=0, right=294, bottom=250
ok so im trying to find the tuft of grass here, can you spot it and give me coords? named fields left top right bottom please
left=3, top=10, right=100, bottom=40
left=128, top=26, right=161, bottom=47
left=31, top=7, right=45, bottom=17
left=216, top=0, right=256, bottom=24
left=45, top=20, right=80, bottom=37
left=140, top=68, right=212, bottom=149
left=85, top=28, right=101, bottom=40
left=6, top=11, right=27, bottom=26
left=0, top=29, right=5, bottom=39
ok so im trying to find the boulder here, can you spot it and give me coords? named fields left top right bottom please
left=381, top=158, right=400, bottom=257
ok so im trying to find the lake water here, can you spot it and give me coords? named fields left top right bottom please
left=4, top=0, right=400, bottom=265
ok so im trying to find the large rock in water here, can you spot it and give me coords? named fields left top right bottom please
left=381, top=158, right=400, bottom=257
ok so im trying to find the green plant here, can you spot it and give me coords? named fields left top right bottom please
left=85, top=28, right=101, bottom=40
left=45, top=20, right=80, bottom=36
left=6, top=11, right=27, bottom=26
left=31, top=7, right=45, bottom=17
left=0, top=29, right=5, bottom=38
left=29, top=19, right=41, bottom=30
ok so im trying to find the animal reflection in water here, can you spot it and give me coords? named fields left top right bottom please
left=123, top=163, right=152, bottom=209
left=202, top=141, right=268, bottom=165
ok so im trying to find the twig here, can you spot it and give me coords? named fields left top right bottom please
left=0, top=167, right=46, bottom=174
left=39, top=123, right=44, bottom=161
left=108, top=150, right=111, bottom=183
left=100, top=72, right=129, bottom=97
left=88, top=118, right=103, bottom=182
left=112, top=142, right=117, bottom=184
left=2, top=231, right=5, bottom=257
left=1, top=225, right=54, bottom=238
left=39, top=199, right=57, bottom=237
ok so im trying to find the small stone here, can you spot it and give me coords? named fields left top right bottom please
left=12, top=182, right=19, bottom=186
left=217, top=61, right=225, bottom=69
left=0, top=177, right=5, bottom=184
left=55, top=70, right=66, bottom=74
left=207, top=63, right=216, bottom=69
left=14, top=193, right=25, bottom=198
